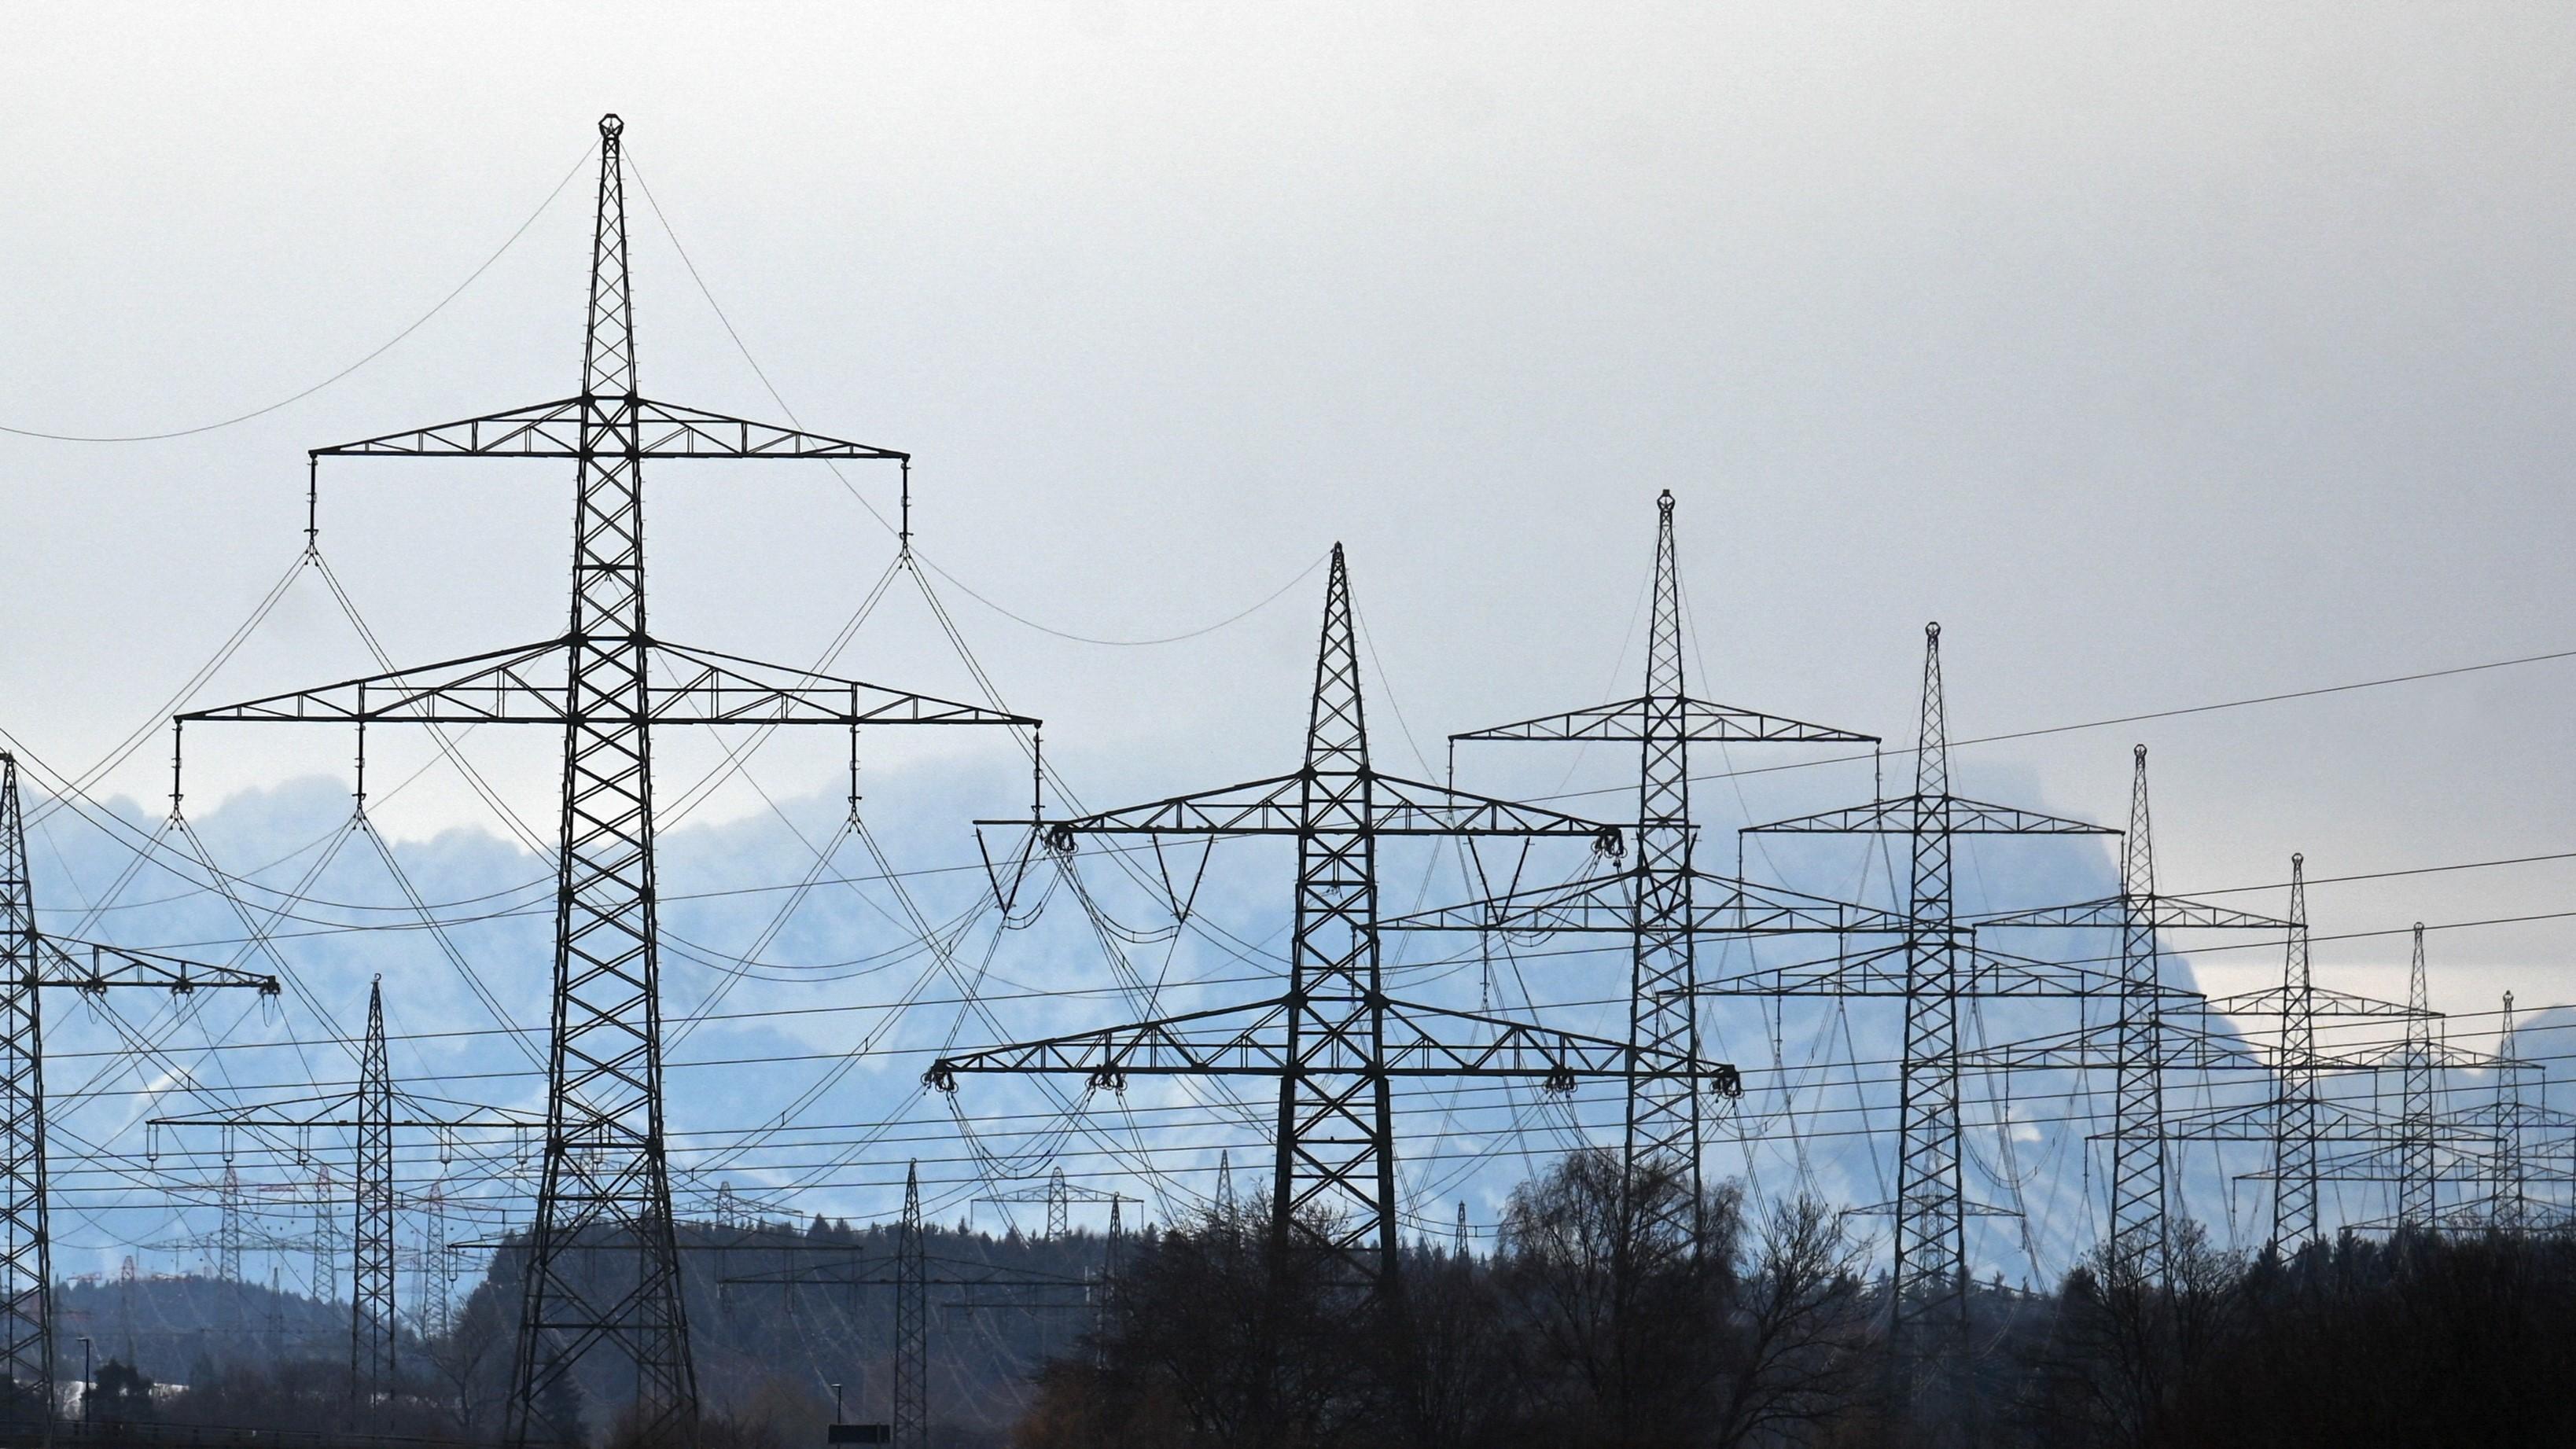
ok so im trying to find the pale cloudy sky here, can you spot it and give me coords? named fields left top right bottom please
left=2, top=1, right=2571, bottom=1033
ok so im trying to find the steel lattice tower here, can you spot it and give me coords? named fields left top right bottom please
left=2271, top=855, right=2321, bottom=1251
left=178, top=115, right=1034, bottom=1443
left=1893, top=627, right=1968, bottom=1342
left=2011, top=747, right=2293, bottom=1282
left=0, top=761, right=42, bottom=1420
left=2110, top=747, right=2169, bottom=1277
left=0, top=756, right=278, bottom=1421
left=0, top=754, right=38, bottom=1418
left=929, top=546, right=1739, bottom=1296
left=1446, top=492, right=1871, bottom=1213
left=311, top=1166, right=337, bottom=1314
left=2114, top=850, right=2428, bottom=1251
left=353, top=978, right=396, bottom=1405
left=219, top=1163, right=245, bottom=1286
left=417, top=1180, right=452, bottom=1341
left=153, top=980, right=532, bottom=1409
left=1742, top=624, right=2114, bottom=1360
left=2397, top=923, right=2436, bottom=1229
left=2493, top=991, right=2526, bottom=1230
left=896, top=1162, right=926, bottom=1449
left=977, top=1167, right=1132, bottom=1244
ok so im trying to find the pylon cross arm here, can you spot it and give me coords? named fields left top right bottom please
left=314, top=395, right=906, bottom=461
left=1380, top=864, right=1906, bottom=936
left=1695, top=936, right=2173, bottom=999
left=2153, top=1098, right=2392, bottom=1142
left=923, top=993, right=1741, bottom=1094
left=2204, top=984, right=2430, bottom=1021
left=35, top=936, right=278, bottom=996
left=1969, top=892, right=2290, bottom=931
left=182, top=636, right=1035, bottom=728
left=150, top=1098, right=538, bottom=1131
left=1452, top=694, right=1877, bottom=745
left=984, top=770, right=1620, bottom=845
left=1745, top=793, right=2114, bottom=837
left=1952, top=1021, right=2260, bottom=1073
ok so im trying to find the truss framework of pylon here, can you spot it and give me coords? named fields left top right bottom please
left=1390, top=491, right=1879, bottom=1230
left=174, top=115, right=1036, bottom=1446
left=1730, top=623, right=2116, bottom=1370
left=2220, top=981, right=2575, bottom=1238
left=929, top=546, right=1740, bottom=1295
left=1956, top=745, right=2290, bottom=1280
left=719, top=1167, right=1091, bottom=1449
left=2123, top=855, right=2431, bottom=1252
left=0, top=755, right=278, bottom=1421
left=977, top=1165, right=1133, bottom=1243
left=151, top=977, right=537, bottom=1411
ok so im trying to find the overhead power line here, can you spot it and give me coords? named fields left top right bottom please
left=0, top=145, right=594, bottom=443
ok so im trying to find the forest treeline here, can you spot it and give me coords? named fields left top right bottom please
left=39, top=1149, right=2576, bottom=1447
left=1026, top=1149, right=2576, bottom=1449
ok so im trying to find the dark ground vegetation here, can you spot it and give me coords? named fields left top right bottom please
left=28, top=1150, right=2576, bottom=1447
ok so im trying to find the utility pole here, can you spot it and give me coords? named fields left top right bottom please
left=0, top=753, right=278, bottom=1423
left=927, top=546, right=1741, bottom=1297
left=1440, top=491, right=1875, bottom=1215
left=176, top=114, right=1038, bottom=1444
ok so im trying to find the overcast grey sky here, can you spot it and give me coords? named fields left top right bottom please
left=2, top=1, right=2572, bottom=1028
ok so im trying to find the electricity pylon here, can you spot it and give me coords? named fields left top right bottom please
left=1739, top=623, right=2114, bottom=1362
left=977, top=1168, right=1132, bottom=1244
left=719, top=1171, right=1091, bottom=1449
left=897, top=1162, right=925, bottom=1449
left=2145, top=855, right=2430, bottom=1252
left=177, top=113, right=1036, bottom=1444
left=1960, top=746, right=2286, bottom=1281
left=1434, top=491, right=1875, bottom=1211
left=2472, top=991, right=2576, bottom=1229
left=2271, top=856, right=2320, bottom=1246
left=2399, top=924, right=2438, bottom=1224
left=2258, top=936, right=2552, bottom=1235
left=153, top=977, right=536, bottom=1410
left=355, top=979, right=392, bottom=1400
left=0, top=752, right=279, bottom=1422
left=928, top=546, right=1741, bottom=1296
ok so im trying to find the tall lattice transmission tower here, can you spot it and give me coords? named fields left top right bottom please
left=1439, top=491, right=1874, bottom=1211
left=0, top=754, right=278, bottom=1425
left=1742, top=624, right=2112, bottom=1360
left=929, top=546, right=1740, bottom=1296
left=176, top=114, right=1035, bottom=1442
left=1960, top=746, right=2284, bottom=1282
left=153, top=978, right=532, bottom=1411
